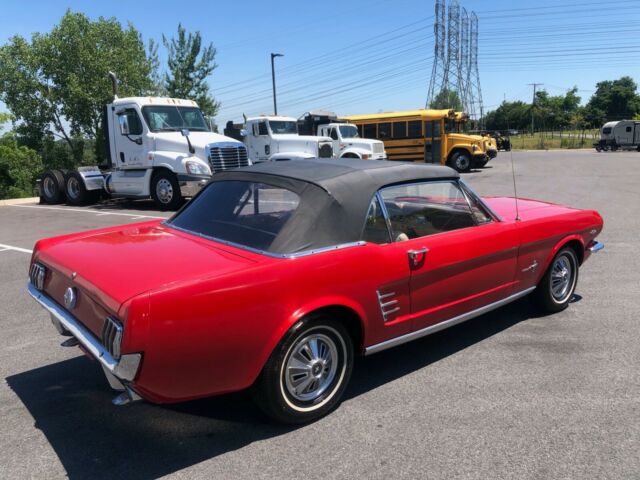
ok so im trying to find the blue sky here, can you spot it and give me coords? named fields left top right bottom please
left=1, top=0, right=639, bottom=124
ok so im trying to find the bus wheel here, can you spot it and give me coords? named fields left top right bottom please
left=449, top=151, right=471, bottom=173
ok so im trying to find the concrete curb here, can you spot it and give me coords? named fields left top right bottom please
left=0, top=197, right=39, bottom=206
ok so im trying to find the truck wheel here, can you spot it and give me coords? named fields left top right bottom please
left=40, top=170, right=66, bottom=204
left=252, top=315, right=353, bottom=424
left=449, top=151, right=471, bottom=173
left=151, top=170, right=182, bottom=210
left=64, top=171, right=92, bottom=206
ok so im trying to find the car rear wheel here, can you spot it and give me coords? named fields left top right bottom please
left=532, top=247, right=579, bottom=313
left=252, top=316, right=353, bottom=424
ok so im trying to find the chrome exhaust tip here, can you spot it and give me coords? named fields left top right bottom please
left=112, top=387, right=142, bottom=406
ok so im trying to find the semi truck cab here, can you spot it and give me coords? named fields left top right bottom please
left=317, top=123, right=386, bottom=160
left=40, top=93, right=248, bottom=210
left=243, top=116, right=334, bottom=163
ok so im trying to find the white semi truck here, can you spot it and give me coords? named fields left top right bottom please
left=39, top=73, right=248, bottom=210
left=594, top=120, right=640, bottom=152
left=233, top=115, right=334, bottom=162
left=298, top=111, right=386, bottom=160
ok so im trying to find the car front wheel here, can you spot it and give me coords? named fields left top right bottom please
left=252, top=316, right=353, bottom=424
left=532, top=247, right=579, bottom=313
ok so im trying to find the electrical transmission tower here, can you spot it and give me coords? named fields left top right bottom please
left=443, top=0, right=462, bottom=109
left=426, top=0, right=446, bottom=107
left=459, top=7, right=470, bottom=113
left=468, top=11, right=484, bottom=126
left=426, top=1, right=484, bottom=125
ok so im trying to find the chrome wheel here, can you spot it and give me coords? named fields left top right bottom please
left=67, top=177, right=80, bottom=200
left=550, top=254, right=574, bottom=302
left=43, top=177, right=56, bottom=198
left=284, top=333, right=339, bottom=403
left=156, top=178, right=174, bottom=204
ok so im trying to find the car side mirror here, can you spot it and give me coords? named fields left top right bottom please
left=118, top=115, right=130, bottom=135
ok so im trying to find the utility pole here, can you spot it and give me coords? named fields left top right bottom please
left=271, top=53, right=284, bottom=115
left=528, top=83, right=543, bottom=134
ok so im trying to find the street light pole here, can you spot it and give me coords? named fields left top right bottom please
left=271, top=53, right=284, bottom=115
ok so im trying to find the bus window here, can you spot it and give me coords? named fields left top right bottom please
left=408, top=120, right=422, bottom=138
left=364, top=124, right=376, bottom=139
left=378, top=122, right=391, bottom=139
left=425, top=120, right=441, bottom=138
left=445, top=119, right=456, bottom=133
left=393, top=121, right=407, bottom=139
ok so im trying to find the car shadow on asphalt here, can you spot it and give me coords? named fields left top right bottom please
left=6, top=297, right=546, bottom=479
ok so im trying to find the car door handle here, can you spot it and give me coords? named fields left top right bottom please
left=408, top=247, right=429, bottom=267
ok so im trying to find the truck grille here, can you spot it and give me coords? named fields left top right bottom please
left=208, top=144, right=249, bottom=173
left=318, top=143, right=333, bottom=158
left=102, top=316, right=123, bottom=360
left=373, top=143, right=384, bottom=154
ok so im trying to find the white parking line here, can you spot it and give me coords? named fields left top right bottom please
left=0, top=243, right=33, bottom=254
left=9, top=204, right=168, bottom=219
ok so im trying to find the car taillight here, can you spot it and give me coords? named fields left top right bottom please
left=29, top=263, right=46, bottom=290
left=102, top=317, right=123, bottom=360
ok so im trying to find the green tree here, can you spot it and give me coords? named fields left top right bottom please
left=584, top=76, right=640, bottom=126
left=429, top=89, right=463, bottom=111
left=0, top=130, right=44, bottom=199
left=163, top=23, right=220, bottom=116
left=0, top=11, right=155, bottom=164
left=0, top=112, right=12, bottom=133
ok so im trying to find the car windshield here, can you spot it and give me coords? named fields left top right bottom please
left=142, top=106, right=209, bottom=132
left=168, top=181, right=301, bottom=252
left=269, top=121, right=298, bottom=134
left=339, top=125, right=360, bottom=138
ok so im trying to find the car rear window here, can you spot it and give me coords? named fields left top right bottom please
left=168, top=181, right=300, bottom=252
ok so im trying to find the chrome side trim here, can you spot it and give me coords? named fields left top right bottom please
left=365, top=287, right=536, bottom=355
left=165, top=222, right=366, bottom=259
left=27, top=282, right=141, bottom=381
left=588, top=241, right=604, bottom=253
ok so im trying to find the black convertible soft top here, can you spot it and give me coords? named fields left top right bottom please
left=168, top=159, right=458, bottom=254
left=197, top=158, right=459, bottom=254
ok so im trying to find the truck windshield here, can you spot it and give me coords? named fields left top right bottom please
left=339, top=125, right=360, bottom=138
left=142, top=106, right=209, bottom=132
left=269, top=121, right=298, bottom=134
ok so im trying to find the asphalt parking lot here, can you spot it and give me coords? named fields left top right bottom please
left=1, top=150, right=638, bottom=480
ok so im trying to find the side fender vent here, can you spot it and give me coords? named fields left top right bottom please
left=377, top=290, right=400, bottom=323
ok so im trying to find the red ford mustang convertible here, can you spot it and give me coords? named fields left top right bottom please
left=28, top=159, right=603, bottom=423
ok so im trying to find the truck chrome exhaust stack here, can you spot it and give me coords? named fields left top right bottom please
left=108, top=71, right=119, bottom=99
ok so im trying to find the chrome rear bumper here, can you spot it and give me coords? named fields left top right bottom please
left=27, top=282, right=141, bottom=382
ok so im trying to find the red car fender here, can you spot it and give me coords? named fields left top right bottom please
left=539, top=233, right=585, bottom=281
left=256, top=295, right=369, bottom=374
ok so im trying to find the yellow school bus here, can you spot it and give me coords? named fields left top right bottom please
left=342, top=109, right=495, bottom=172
